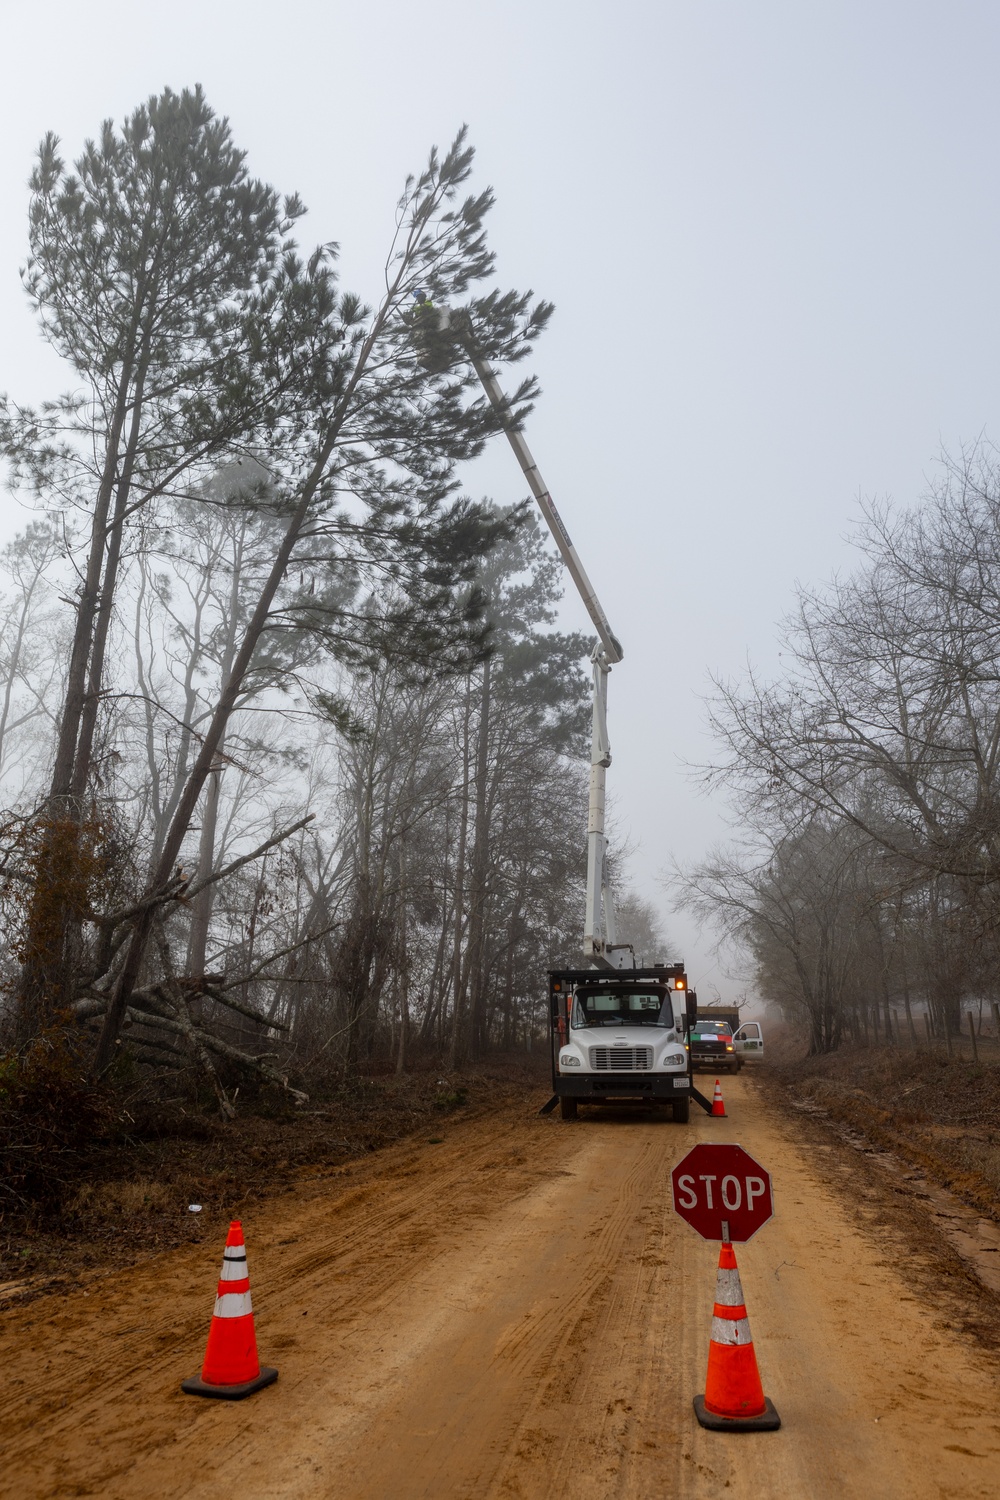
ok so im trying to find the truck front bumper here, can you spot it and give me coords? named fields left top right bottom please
left=557, top=1074, right=690, bottom=1099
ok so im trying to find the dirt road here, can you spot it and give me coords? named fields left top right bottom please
left=3, top=1074, right=999, bottom=1499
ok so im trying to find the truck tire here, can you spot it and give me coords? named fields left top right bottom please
left=672, top=1096, right=690, bottom=1123
left=559, top=1096, right=578, bottom=1121
left=729, top=1062, right=740, bottom=1074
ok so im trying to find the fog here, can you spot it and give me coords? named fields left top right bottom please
left=3, top=1, right=1000, bottom=994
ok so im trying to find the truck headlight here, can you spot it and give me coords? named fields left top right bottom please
left=662, top=1051, right=687, bottom=1067
left=560, top=1054, right=581, bottom=1067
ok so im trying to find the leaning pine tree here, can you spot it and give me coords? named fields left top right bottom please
left=2, top=87, right=333, bottom=1041
left=0, top=87, right=551, bottom=1078
left=87, top=123, right=552, bottom=1075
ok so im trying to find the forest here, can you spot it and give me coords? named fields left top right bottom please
left=0, top=87, right=662, bottom=1118
left=682, top=447, right=1000, bottom=1054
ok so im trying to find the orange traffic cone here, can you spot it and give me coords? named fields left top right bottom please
left=182, top=1220, right=278, bottom=1400
left=711, top=1079, right=727, bottom=1117
left=694, top=1240, right=780, bottom=1431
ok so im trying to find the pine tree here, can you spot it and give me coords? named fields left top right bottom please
left=3, top=87, right=332, bottom=1041
left=87, top=126, right=552, bottom=1072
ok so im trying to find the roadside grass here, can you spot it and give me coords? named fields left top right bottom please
left=67, top=1178, right=177, bottom=1219
left=955, top=1138, right=1000, bottom=1198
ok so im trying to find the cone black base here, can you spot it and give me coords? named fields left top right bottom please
left=182, top=1365, right=278, bottom=1401
left=693, top=1394, right=780, bottom=1432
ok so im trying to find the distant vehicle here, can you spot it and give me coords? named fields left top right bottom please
left=733, top=1020, right=764, bottom=1062
left=690, top=1005, right=766, bottom=1073
left=688, top=1019, right=739, bottom=1074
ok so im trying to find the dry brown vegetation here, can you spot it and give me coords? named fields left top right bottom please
left=763, top=1025, right=1000, bottom=1222
left=0, top=1053, right=548, bottom=1301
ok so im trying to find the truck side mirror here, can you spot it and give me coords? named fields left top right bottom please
left=686, top=992, right=699, bottom=1030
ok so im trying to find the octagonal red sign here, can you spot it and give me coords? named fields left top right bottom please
left=671, top=1143, right=773, bottom=1242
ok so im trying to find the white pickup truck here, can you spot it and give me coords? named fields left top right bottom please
left=548, top=965, right=693, bottom=1122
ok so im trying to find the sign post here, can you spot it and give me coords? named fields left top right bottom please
left=672, top=1142, right=780, bottom=1432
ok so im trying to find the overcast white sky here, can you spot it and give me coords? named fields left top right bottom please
left=3, top=1, right=1000, bottom=995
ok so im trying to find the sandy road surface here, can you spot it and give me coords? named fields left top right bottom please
left=2, top=1075, right=999, bottom=1500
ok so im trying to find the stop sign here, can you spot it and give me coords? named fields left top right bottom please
left=671, top=1143, right=773, bottom=1242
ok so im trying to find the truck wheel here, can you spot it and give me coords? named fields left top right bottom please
left=559, top=1096, right=578, bottom=1121
left=729, top=1062, right=740, bottom=1074
left=672, top=1096, right=690, bottom=1124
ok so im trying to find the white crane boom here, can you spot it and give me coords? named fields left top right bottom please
left=431, top=306, right=628, bottom=968
left=467, top=352, right=623, bottom=667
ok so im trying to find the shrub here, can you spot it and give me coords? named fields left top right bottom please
left=0, top=1037, right=114, bottom=1211
left=433, top=1087, right=468, bottom=1111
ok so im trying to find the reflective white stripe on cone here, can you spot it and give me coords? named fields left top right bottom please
left=694, top=1240, right=779, bottom=1431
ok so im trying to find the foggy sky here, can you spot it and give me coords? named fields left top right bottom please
left=3, top=1, right=1000, bottom=996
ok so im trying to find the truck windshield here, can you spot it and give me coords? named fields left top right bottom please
left=571, top=990, right=675, bottom=1028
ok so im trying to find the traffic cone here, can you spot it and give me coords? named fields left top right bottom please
left=694, top=1241, right=780, bottom=1431
left=711, top=1079, right=727, bottom=1117
left=182, top=1220, right=278, bottom=1400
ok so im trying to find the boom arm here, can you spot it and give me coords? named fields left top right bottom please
left=466, top=352, right=623, bottom=666
left=435, top=308, right=626, bottom=967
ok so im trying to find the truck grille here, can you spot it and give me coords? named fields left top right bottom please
left=589, top=1046, right=652, bottom=1071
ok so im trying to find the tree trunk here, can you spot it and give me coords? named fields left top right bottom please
left=464, top=659, right=492, bottom=1062
left=14, top=387, right=136, bottom=1043
left=186, top=528, right=244, bottom=981
left=186, top=769, right=221, bottom=983
left=448, top=681, right=473, bottom=1071
left=395, top=837, right=409, bottom=1076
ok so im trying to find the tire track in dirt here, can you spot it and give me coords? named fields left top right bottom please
left=0, top=1110, right=567, bottom=1498
left=485, top=1128, right=673, bottom=1500
left=3, top=1078, right=1000, bottom=1499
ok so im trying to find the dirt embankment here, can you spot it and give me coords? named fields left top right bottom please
left=0, top=1058, right=548, bottom=1303
left=762, top=1032, right=1000, bottom=1224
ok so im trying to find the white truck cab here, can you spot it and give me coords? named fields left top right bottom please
left=549, top=966, right=693, bottom=1122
